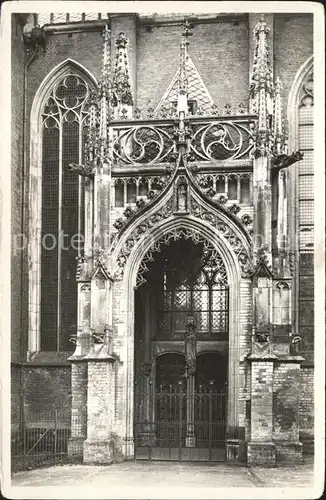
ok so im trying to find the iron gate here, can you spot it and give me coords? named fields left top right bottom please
left=134, top=384, right=227, bottom=461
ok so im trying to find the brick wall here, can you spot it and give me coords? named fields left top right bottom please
left=274, top=14, right=313, bottom=109
left=250, top=362, right=274, bottom=441
left=136, top=18, right=249, bottom=110
left=11, top=365, right=22, bottom=422
left=238, top=279, right=252, bottom=440
left=23, top=366, right=71, bottom=413
left=11, top=15, right=25, bottom=363
left=273, top=363, right=300, bottom=442
left=298, top=366, right=314, bottom=453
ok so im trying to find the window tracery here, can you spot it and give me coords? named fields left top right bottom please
left=40, top=71, right=93, bottom=351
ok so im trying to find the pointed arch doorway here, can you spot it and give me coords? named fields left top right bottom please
left=134, top=236, right=229, bottom=461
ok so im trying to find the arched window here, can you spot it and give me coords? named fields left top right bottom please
left=227, top=175, right=238, bottom=200
left=297, top=69, right=314, bottom=354
left=30, top=63, right=96, bottom=353
left=240, top=175, right=250, bottom=203
left=114, top=179, right=125, bottom=207
left=126, top=179, right=137, bottom=203
left=149, top=239, right=229, bottom=339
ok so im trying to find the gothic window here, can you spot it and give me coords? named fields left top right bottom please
left=240, top=175, right=250, bottom=203
left=297, top=70, right=314, bottom=355
left=150, top=240, right=229, bottom=339
left=228, top=175, right=238, bottom=200
left=127, top=179, right=137, bottom=203
left=40, top=72, right=92, bottom=351
left=216, top=175, right=226, bottom=193
left=139, top=178, right=148, bottom=196
left=114, top=179, right=125, bottom=207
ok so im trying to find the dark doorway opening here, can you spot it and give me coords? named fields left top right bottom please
left=134, top=237, right=229, bottom=461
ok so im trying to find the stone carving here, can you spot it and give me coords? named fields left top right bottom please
left=116, top=197, right=174, bottom=275
left=255, top=331, right=270, bottom=343
left=67, top=162, right=95, bottom=178
left=185, top=316, right=196, bottom=375
left=135, top=228, right=229, bottom=289
left=177, top=183, right=188, bottom=212
left=80, top=283, right=91, bottom=292
left=112, top=32, right=134, bottom=107
left=271, top=151, right=304, bottom=171
left=241, top=214, right=253, bottom=226
left=190, top=198, right=252, bottom=277
left=228, top=203, right=241, bottom=215
left=112, top=124, right=175, bottom=165
left=252, top=247, right=273, bottom=278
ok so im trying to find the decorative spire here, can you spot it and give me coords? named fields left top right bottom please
left=250, top=15, right=274, bottom=157
left=98, top=24, right=112, bottom=161
left=112, top=32, right=133, bottom=114
left=85, top=88, right=98, bottom=167
left=272, top=77, right=287, bottom=156
left=177, top=20, right=193, bottom=115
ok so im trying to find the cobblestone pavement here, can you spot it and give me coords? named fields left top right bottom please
left=10, top=457, right=316, bottom=498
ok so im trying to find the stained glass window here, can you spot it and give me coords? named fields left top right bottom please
left=40, top=72, right=92, bottom=351
left=297, top=70, right=314, bottom=357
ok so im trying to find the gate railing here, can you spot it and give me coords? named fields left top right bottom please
left=11, top=410, right=74, bottom=471
left=134, top=386, right=228, bottom=460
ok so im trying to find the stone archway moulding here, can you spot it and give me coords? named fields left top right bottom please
left=110, top=181, right=253, bottom=283
left=28, top=59, right=97, bottom=356
left=115, top=214, right=246, bottom=457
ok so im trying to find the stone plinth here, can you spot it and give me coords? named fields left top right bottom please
left=83, top=342, right=118, bottom=464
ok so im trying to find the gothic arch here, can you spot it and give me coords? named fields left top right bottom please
left=113, top=215, right=245, bottom=455
left=110, top=169, right=252, bottom=283
left=28, top=60, right=97, bottom=355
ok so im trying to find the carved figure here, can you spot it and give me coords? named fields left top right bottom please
left=185, top=316, right=196, bottom=375
left=68, top=162, right=94, bottom=178
left=271, top=151, right=304, bottom=172
left=177, top=184, right=187, bottom=211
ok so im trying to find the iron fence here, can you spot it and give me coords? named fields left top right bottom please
left=11, top=410, right=75, bottom=471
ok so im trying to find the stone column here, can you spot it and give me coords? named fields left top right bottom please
left=67, top=282, right=92, bottom=459
left=83, top=329, right=121, bottom=463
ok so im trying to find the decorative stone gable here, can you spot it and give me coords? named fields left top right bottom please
left=155, top=56, right=214, bottom=115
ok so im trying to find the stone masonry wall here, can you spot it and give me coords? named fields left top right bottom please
left=136, top=18, right=249, bottom=111
left=11, top=15, right=25, bottom=364
left=22, top=366, right=71, bottom=413
left=238, top=279, right=252, bottom=443
left=298, top=366, right=314, bottom=454
left=11, top=365, right=22, bottom=424
left=274, top=14, right=313, bottom=110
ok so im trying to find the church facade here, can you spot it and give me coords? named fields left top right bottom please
left=11, top=12, right=314, bottom=466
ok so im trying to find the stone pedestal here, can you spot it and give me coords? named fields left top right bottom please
left=67, top=326, right=91, bottom=460
left=247, top=442, right=276, bottom=466
left=67, top=361, right=88, bottom=459
left=83, top=340, right=119, bottom=464
left=247, top=355, right=277, bottom=467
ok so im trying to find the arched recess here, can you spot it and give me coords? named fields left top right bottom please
left=287, top=55, right=314, bottom=346
left=28, top=59, right=97, bottom=355
left=112, top=215, right=244, bottom=457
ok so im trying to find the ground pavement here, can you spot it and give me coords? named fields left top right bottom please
left=9, top=457, right=316, bottom=499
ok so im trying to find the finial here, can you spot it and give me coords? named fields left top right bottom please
left=112, top=31, right=133, bottom=113
left=250, top=13, right=273, bottom=156
left=181, top=19, right=194, bottom=42
left=272, top=77, right=287, bottom=156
